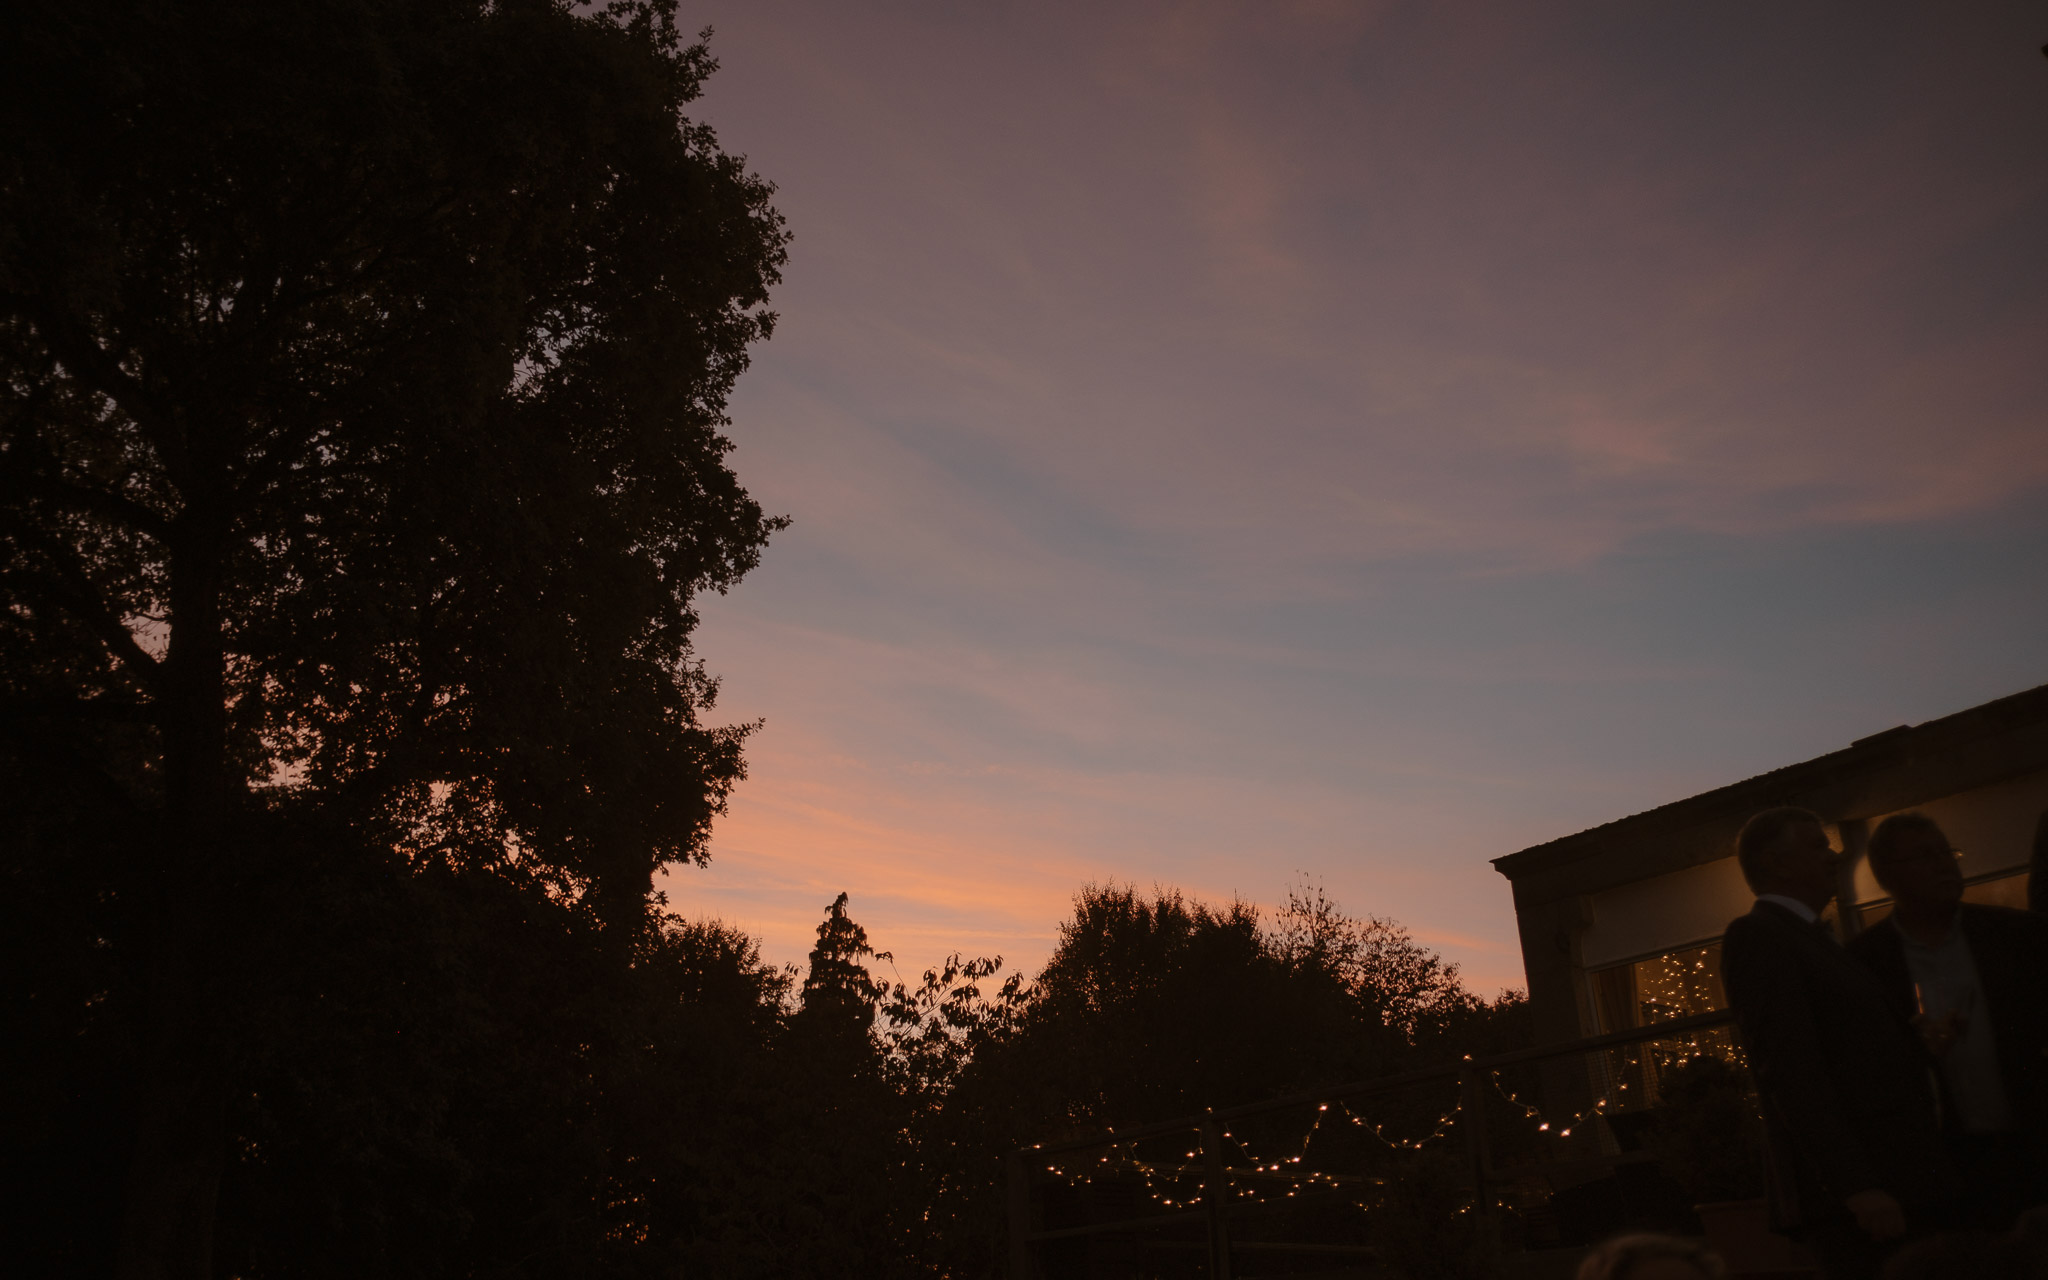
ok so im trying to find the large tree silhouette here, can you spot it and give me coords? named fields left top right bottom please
left=905, top=884, right=1531, bottom=1275
left=0, top=2, right=786, bottom=1275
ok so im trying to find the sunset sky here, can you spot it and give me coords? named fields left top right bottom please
left=654, top=1, right=2048, bottom=995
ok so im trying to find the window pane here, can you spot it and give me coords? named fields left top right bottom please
left=1633, top=944, right=1728, bottom=1022
left=1588, top=941, right=1729, bottom=1032
left=1587, top=943, right=1741, bottom=1115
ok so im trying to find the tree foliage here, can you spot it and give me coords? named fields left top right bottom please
left=1, top=2, right=786, bottom=1274
left=968, top=882, right=1506, bottom=1136
left=1, top=0, right=788, bottom=908
left=894, top=883, right=1530, bottom=1277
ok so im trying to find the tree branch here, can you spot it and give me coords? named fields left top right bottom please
left=0, top=694, right=155, bottom=723
left=4, top=292, right=194, bottom=488
left=0, top=432, right=175, bottom=540
left=0, top=521, right=167, bottom=700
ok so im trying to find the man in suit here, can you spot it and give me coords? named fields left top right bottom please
left=1848, top=811, right=2048, bottom=1231
left=1721, top=806, right=1955, bottom=1280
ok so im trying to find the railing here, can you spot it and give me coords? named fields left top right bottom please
left=1008, top=1009, right=1741, bottom=1279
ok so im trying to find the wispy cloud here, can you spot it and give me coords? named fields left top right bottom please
left=677, top=0, right=2048, bottom=994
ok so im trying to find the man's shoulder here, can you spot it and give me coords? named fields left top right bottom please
left=1722, top=905, right=1802, bottom=966
left=1725, top=901, right=1805, bottom=941
left=1722, top=907, right=1766, bottom=945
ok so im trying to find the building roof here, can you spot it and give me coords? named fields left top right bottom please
left=1492, top=682, right=2048, bottom=886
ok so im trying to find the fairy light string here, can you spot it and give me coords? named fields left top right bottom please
left=1036, top=1087, right=1474, bottom=1218
left=1031, top=1013, right=1762, bottom=1239
left=1038, top=1053, right=1757, bottom=1223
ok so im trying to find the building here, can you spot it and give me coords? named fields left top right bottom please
left=1493, top=683, right=2048, bottom=1062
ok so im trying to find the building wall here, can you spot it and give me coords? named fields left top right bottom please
left=1580, top=858, right=1751, bottom=972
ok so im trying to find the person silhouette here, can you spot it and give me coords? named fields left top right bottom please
left=1849, top=812, right=2048, bottom=1232
left=1720, top=807, right=1956, bottom=1280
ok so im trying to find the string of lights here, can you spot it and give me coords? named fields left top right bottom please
left=1483, top=1028, right=1748, bottom=1146
left=1034, top=1087, right=1470, bottom=1218
left=1485, top=1070, right=1606, bottom=1140
left=1029, top=1017, right=1758, bottom=1228
left=1018, top=950, right=1767, bottom=1260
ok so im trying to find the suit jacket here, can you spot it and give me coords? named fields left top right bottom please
left=1721, top=901, right=1955, bottom=1230
left=1846, top=904, right=2048, bottom=1135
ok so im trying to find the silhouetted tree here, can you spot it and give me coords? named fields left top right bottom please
left=968, top=883, right=1473, bottom=1132
left=1270, top=881, right=1473, bottom=1041
left=796, top=892, right=892, bottom=1047
left=766, top=893, right=932, bottom=1278
left=0, top=2, right=785, bottom=1274
left=871, top=955, right=1025, bottom=1277
left=898, top=882, right=1530, bottom=1276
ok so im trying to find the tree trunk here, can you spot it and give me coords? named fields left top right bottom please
left=118, top=1034, right=226, bottom=1280
left=118, top=520, right=229, bottom=1280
